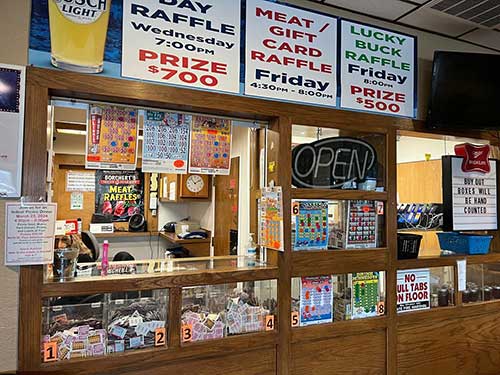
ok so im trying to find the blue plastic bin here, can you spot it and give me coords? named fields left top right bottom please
left=437, top=232, right=492, bottom=255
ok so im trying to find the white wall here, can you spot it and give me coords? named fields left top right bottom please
left=231, top=124, right=251, bottom=255
left=0, top=1, right=30, bottom=371
left=397, top=135, right=489, bottom=163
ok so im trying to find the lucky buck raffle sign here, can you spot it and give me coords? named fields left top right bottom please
left=442, top=145, right=498, bottom=231
left=339, top=20, right=416, bottom=117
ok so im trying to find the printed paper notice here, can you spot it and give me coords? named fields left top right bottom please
left=66, top=170, right=95, bottom=192
left=397, top=269, right=430, bottom=313
left=142, top=111, right=191, bottom=174
left=5, top=203, right=57, bottom=265
left=245, top=0, right=337, bottom=107
left=70, top=192, right=84, bottom=210
left=86, top=105, right=139, bottom=170
left=300, top=276, right=333, bottom=326
left=189, top=116, right=231, bottom=175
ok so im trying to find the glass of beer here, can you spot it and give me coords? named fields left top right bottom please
left=48, top=0, right=112, bottom=73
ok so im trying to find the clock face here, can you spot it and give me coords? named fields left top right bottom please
left=186, top=175, right=204, bottom=193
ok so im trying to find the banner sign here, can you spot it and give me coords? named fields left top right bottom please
left=442, top=155, right=498, bottom=231
left=292, top=137, right=377, bottom=189
left=95, top=170, right=144, bottom=222
left=86, top=105, right=139, bottom=170
left=397, top=269, right=430, bottom=313
left=0, top=64, right=25, bottom=198
left=29, top=1, right=417, bottom=118
left=339, top=20, right=416, bottom=117
left=5, top=202, right=57, bottom=266
left=142, top=110, right=191, bottom=174
left=245, top=0, right=337, bottom=107
left=122, top=0, right=240, bottom=93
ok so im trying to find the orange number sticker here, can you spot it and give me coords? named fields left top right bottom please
left=292, top=201, right=299, bottom=215
left=43, top=341, right=57, bottom=363
left=181, top=324, right=193, bottom=343
left=377, top=301, right=385, bottom=316
left=291, top=311, right=299, bottom=327
left=265, top=315, right=275, bottom=331
left=155, top=327, right=166, bottom=347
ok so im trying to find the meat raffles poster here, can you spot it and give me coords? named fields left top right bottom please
left=339, top=20, right=416, bottom=117
left=95, top=170, right=144, bottom=222
left=245, top=0, right=337, bottom=107
left=121, top=0, right=240, bottom=93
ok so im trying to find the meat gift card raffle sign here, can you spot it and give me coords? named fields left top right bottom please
left=245, top=0, right=337, bottom=107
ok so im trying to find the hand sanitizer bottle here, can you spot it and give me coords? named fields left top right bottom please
left=247, top=233, right=257, bottom=267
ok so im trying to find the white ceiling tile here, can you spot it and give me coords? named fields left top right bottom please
left=460, top=28, right=500, bottom=50
left=324, top=0, right=416, bottom=20
left=399, top=6, right=477, bottom=36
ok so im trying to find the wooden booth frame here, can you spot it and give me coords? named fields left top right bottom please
left=18, top=66, right=500, bottom=375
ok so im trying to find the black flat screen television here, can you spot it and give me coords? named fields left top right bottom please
left=427, top=51, right=500, bottom=130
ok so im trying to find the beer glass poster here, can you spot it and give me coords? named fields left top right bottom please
left=397, top=269, right=430, bottom=313
left=95, top=170, right=144, bottom=222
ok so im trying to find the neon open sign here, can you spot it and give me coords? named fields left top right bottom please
left=292, top=137, right=377, bottom=189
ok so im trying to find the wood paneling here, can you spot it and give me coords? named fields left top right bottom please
left=291, top=249, right=389, bottom=276
left=53, top=166, right=95, bottom=230
left=214, top=157, right=239, bottom=256
left=397, top=160, right=442, bottom=203
left=20, top=66, right=500, bottom=375
left=41, top=333, right=277, bottom=375
left=292, top=330, right=386, bottom=375
left=398, top=310, right=500, bottom=375
left=292, top=188, right=388, bottom=201
left=41, top=266, right=278, bottom=297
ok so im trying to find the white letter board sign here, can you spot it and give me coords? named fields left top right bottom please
left=442, top=156, right=498, bottom=231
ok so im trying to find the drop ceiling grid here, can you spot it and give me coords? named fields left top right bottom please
left=308, top=0, right=500, bottom=52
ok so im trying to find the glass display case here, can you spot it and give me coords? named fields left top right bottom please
left=44, top=256, right=269, bottom=283
left=181, top=280, right=278, bottom=342
left=430, top=266, right=455, bottom=308
left=291, top=272, right=385, bottom=326
left=291, top=199, right=385, bottom=251
left=181, top=285, right=227, bottom=343
left=42, top=298, right=106, bottom=361
left=107, top=290, right=168, bottom=353
left=463, top=263, right=500, bottom=304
